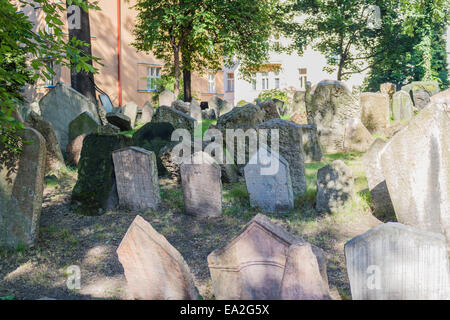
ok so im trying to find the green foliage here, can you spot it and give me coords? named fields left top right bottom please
left=256, top=89, right=290, bottom=106
left=236, top=100, right=249, bottom=107
left=0, top=0, right=100, bottom=175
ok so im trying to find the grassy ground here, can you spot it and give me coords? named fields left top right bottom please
left=0, top=149, right=381, bottom=300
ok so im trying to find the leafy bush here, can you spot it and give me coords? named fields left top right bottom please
left=256, top=89, right=290, bottom=106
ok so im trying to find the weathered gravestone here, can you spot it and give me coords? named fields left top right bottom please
left=391, top=91, right=414, bottom=121
left=140, top=101, right=154, bottom=123
left=25, top=111, right=64, bottom=172
left=316, top=160, right=354, bottom=214
left=380, top=102, right=450, bottom=246
left=430, top=88, right=450, bottom=104
left=159, top=89, right=175, bottom=107
left=68, top=111, right=100, bottom=143
left=380, top=83, right=396, bottom=100
left=117, top=215, right=199, bottom=300
left=0, top=128, right=46, bottom=249
left=255, top=119, right=306, bottom=197
left=72, top=134, right=132, bottom=216
left=299, top=124, right=323, bottom=162
left=152, top=106, right=197, bottom=136
left=209, top=96, right=233, bottom=118
left=112, top=147, right=161, bottom=211
left=190, top=99, right=202, bottom=122
left=343, top=118, right=374, bottom=152
left=122, top=101, right=138, bottom=128
left=133, top=122, right=175, bottom=175
left=259, top=100, right=281, bottom=122
left=244, top=146, right=294, bottom=213
left=66, top=134, right=87, bottom=166
left=180, top=152, right=222, bottom=218
left=290, top=112, right=307, bottom=124
left=360, top=92, right=390, bottom=134
left=306, top=80, right=360, bottom=153
left=362, top=138, right=395, bottom=221
left=207, top=214, right=329, bottom=300
left=106, top=112, right=132, bottom=131
left=172, top=100, right=190, bottom=114
left=100, top=123, right=121, bottom=134
left=39, top=82, right=100, bottom=151
left=273, top=99, right=285, bottom=116
left=289, top=90, right=306, bottom=117
left=402, top=81, right=440, bottom=110
left=345, top=223, right=450, bottom=300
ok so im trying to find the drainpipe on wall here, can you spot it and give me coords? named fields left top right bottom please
left=117, top=0, right=122, bottom=107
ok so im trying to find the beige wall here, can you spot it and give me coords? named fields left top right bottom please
left=17, top=0, right=224, bottom=107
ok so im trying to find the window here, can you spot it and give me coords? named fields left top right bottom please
left=147, top=67, right=161, bottom=90
left=299, top=68, right=307, bottom=89
left=262, top=72, right=269, bottom=90
left=45, top=61, right=54, bottom=87
left=252, top=78, right=257, bottom=90
left=208, top=73, right=216, bottom=93
left=275, top=78, right=280, bottom=89
left=227, top=73, right=234, bottom=92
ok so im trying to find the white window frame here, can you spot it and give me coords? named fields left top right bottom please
left=262, top=72, right=269, bottom=90
left=274, top=78, right=280, bottom=89
left=147, top=67, right=161, bottom=91
left=226, top=73, right=234, bottom=92
left=208, top=73, right=216, bottom=93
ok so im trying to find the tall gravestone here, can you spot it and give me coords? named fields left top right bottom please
left=307, top=80, right=360, bottom=153
left=380, top=102, right=449, bottom=246
left=159, top=89, right=175, bottom=107
left=122, top=101, right=138, bottom=128
left=140, top=101, right=154, bottom=123
left=289, top=90, right=306, bottom=117
left=39, top=82, right=100, bottom=151
left=343, top=118, right=374, bottom=152
left=180, top=152, right=222, bottom=218
left=207, top=214, right=329, bottom=300
left=363, top=138, right=395, bottom=221
left=190, top=99, right=202, bottom=122
left=117, top=215, right=199, bottom=300
left=244, top=146, right=294, bottom=213
left=360, top=92, right=390, bottom=134
left=112, top=147, right=161, bottom=211
left=345, top=223, right=450, bottom=300
left=391, top=91, right=414, bottom=121
left=256, top=119, right=307, bottom=197
left=299, top=124, right=323, bottom=162
left=0, top=128, right=46, bottom=249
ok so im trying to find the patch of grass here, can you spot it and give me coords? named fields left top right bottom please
left=280, top=114, right=291, bottom=121
left=120, top=123, right=145, bottom=138
left=200, top=119, right=217, bottom=137
left=223, top=183, right=250, bottom=205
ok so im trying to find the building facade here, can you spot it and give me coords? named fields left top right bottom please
left=17, top=0, right=224, bottom=107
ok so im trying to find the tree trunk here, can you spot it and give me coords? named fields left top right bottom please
left=66, top=2, right=97, bottom=104
left=183, top=69, right=192, bottom=102
left=173, top=47, right=181, bottom=99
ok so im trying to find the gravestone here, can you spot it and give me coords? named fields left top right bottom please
left=71, top=134, right=132, bottom=216
left=299, top=124, right=323, bottom=162
left=380, top=102, right=449, bottom=246
left=159, top=89, right=175, bottom=107
left=99, top=94, right=114, bottom=113
left=122, top=101, right=138, bottom=128
left=172, top=100, right=190, bottom=114
left=360, top=92, right=390, bottom=134
left=152, top=106, right=197, bottom=135
left=190, top=99, right=202, bottom=122
left=244, top=146, right=294, bottom=213
left=100, top=123, right=120, bottom=134
left=140, top=101, right=154, bottom=123
left=430, top=88, right=450, bottom=104
left=112, top=147, right=160, bottom=211
left=345, top=223, right=450, bottom=300
left=25, top=111, right=64, bottom=172
left=207, top=214, right=329, bottom=300
left=216, top=103, right=265, bottom=133
left=255, top=119, right=306, bottom=197
left=209, top=96, right=233, bottom=118
left=117, top=215, right=199, bottom=300
left=180, top=152, right=222, bottom=218
left=39, top=82, right=100, bottom=151
left=289, top=90, right=306, bottom=117
left=316, top=160, right=354, bottom=213
left=66, top=134, right=87, bottom=166
left=380, top=83, right=396, bottom=100
left=133, top=122, right=175, bottom=175
left=273, top=99, right=285, bottom=116
left=391, top=91, right=414, bottom=121
left=362, top=138, right=395, bottom=221
left=402, top=81, right=440, bottom=110
left=259, top=100, right=281, bottom=121
left=290, top=112, right=307, bottom=124
left=307, top=80, right=360, bottom=153
left=343, top=118, right=374, bottom=152
left=0, top=128, right=46, bottom=249
left=68, top=111, right=100, bottom=143
left=106, top=112, right=132, bottom=131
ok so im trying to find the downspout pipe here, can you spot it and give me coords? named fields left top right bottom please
left=117, top=0, right=122, bottom=107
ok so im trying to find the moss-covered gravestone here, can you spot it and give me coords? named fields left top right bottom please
left=68, top=111, right=100, bottom=143
left=71, top=134, right=132, bottom=216
left=132, top=122, right=175, bottom=175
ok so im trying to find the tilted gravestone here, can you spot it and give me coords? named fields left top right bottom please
left=122, top=101, right=138, bottom=128
left=380, top=102, right=449, bottom=247
left=117, top=215, right=199, bottom=300
left=25, top=111, right=64, bottom=173
left=66, top=133, right=87, bottom=166
left=391, top=91, right=414, bottom=121
left=343, top=118, right=374, bottom=152
left=140, top=101, right=154, bottom=123
left=71, top=134, right=132, bottom=216
left=362, top=138, right=395, bottom=221
left=360, top=92, right=390, bottom=134
left=244, top=146, right=294, bottom=213
left=180, top=152, right=222, bottom=218
left=106, top=112, right=132, bottom=131
left=299, top=124, right=323, bottom=162
left=207, top=214, right=329, bottom=300
left=209, top=96, right=233, bottom=118
left=259, top=100, right=281, bottom=122
left=112, top=147, right=161, bottom=211
left=68, top=111, right=100, bottom=143
left=307, top=80, right=360, bottom=153
left=39, top=82, right=100, bottom=151
left=401, top=81, right=440, bottom=110
left=159, top=89, right=175, bottom=107
left=152, top=106, right=197, bottom=136
left=345, top=223, right=450, bottom=300
left=0, top=128, right=46, bottom=249
left=255, top=119, right=306, bottom=197
left=316, top=160, right=354, bottom=214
